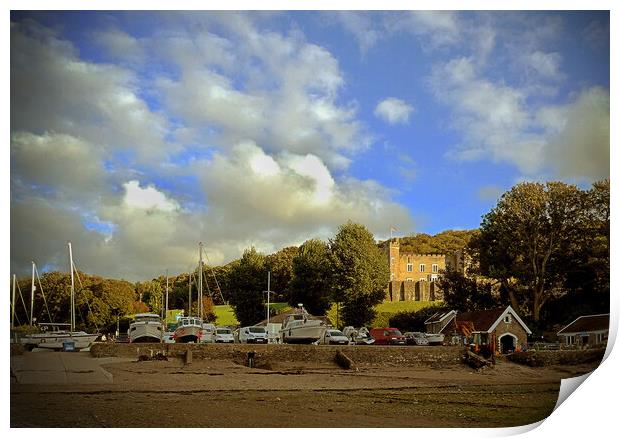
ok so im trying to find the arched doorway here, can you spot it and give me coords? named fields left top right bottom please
left=499, top=334, right=517, bottom=354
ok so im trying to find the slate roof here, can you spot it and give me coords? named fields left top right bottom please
left=557, top=314, right=610, bottom=335
left=440, top=307, right=531, bottom=335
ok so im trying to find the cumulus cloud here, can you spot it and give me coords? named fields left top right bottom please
left=122, top=181, right=180, bottom=212
left=542, top=87, right=610, bottom=181
left=10, top=15, right=414, bottom=280
left=374, top=98, right=414, bottom=125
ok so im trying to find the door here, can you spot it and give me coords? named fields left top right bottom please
left=500, top=335, right=515, bottom=354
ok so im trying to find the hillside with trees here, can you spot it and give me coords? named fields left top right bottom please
left=380, top=229, right=478, bottom=254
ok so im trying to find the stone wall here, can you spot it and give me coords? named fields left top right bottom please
left=90, top=343, right=465, bottom=367
left=507, top=348, right=605, bottom=367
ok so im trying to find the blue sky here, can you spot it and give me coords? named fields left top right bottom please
left=10, top=11, right=610, bottom=280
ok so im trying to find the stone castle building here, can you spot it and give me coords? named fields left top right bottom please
left=381, top=238, right=467, bottom=303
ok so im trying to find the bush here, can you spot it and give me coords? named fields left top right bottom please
left=388, top=305, right=448, bottom=332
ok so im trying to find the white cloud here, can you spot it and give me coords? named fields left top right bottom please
left=374, top=98, right=414, bottom=125
left=542, top=87, right=609, bottom=181
left=122, top=180, right=180, bottom=212
left=10, top=16, right=414, bottom=281
left=523, top=50, right=563, bottom=79
left=333, top=12, right=381, bottom=54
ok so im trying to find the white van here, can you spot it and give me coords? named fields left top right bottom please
left=214, top=326, right=235, bottom=343
left=238, top=326, right=268, bottom=344
left=201, top=323, right=216, bottom=343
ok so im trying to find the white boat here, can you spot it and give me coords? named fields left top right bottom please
left=128, top=313, right=164, bottom=343
left=20, top=323, right=99, bottom=350
left=173, top=316, right=204, bottom=343
left=279, top=305, right=327, bottom=344
left=20, top=243, right=99, bottom=350
left=424, top=333, right=445, bottom=345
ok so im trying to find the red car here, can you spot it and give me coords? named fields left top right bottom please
left=369, top=328, right=406, bottom=345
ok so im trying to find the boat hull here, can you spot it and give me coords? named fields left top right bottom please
left=280, top=322, right=326, bottom=344
left=174, top=325, right=203, bottom=343
left=20, top=332, right=99, bottom=350
left=129, top=321, right=163, bottom=343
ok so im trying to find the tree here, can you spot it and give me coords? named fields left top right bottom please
left=289, top=239, right=332, bottom=315
left=137, top=281, right=164, bottom=315
left=329, top=222, right=389, bottom=327
left=266, top=246, right=298, bottom=302
left=228, top=248, right=267, bottom=326
left=472, top=181, right=585, bottom=322
left=438, top=269, right=499, bottom=313
left=389, top=305, right=448, bottom=332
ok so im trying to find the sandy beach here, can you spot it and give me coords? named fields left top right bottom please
left=10, top=347, right=598, bottom=428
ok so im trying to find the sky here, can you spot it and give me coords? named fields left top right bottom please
left=9, top=10, right=610, bottom=281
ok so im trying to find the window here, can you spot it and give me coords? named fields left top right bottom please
left=419, top=277, right=427, bottom=282
left=419, top=264, right=426, bottom=272
left=406, top=278, right=413, bottom=282
left=504, top=314, right=512, bottom=324
left=432, top=264, right=438, bottom=273
left=390, top=257, right=394, bottom=266
left=407, top=263, right=413, bottom=272
left=431, top=274, right=438, bottom=282
left=566, top=335, right=574, bottom=345
left=407, top=256, right=411, bottom=263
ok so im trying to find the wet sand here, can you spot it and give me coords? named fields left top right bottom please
left=10, top=352, right=597, bottom=428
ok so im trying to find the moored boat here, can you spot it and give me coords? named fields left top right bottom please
left=128, top=313, right=164, bottom=343
left=279, top=305, right=326, bottom=344
left=20, top=323, right=99, bottom=350
left=173, top=317, right=204, bottom=343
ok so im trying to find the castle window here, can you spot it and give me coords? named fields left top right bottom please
left=419, top=264, right=425, bottom=272
left=431, top=274, right=438, bottom=282
left=406, top=278, right=413, bottom=282
left=390, top=257, right=394, bottom=266
left=419, top=277, right=426, bottom=282
left=432, top=264, right=438, bottom=273
left=407, top=256, right=411, bottom=263
left=407, top=263, right=413, bottom=272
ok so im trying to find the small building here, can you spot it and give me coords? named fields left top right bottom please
left=557, top=314, right=609, bottom=348
left=427, top=306, right=532, bottom=354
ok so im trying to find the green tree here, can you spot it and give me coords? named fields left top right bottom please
left=266, top=246, right=298, bottom=302
left=329, top=222, right=389, bottom=327
left=472, top=181, right=585, bottom=322
left=137, top=280, right=164, bottom=316
left=289, top=239, right=332, bottom=316
left=438, top=270, right=499, bottom=312
left=228, top=248, right=267, bottom=326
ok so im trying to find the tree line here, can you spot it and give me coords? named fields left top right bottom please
left=11, top=179, right=608, bottom=335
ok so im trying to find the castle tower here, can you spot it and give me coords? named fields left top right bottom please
left=388, top=238, right=400, bottom=281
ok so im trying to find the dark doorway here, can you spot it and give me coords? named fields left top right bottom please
left=500, top=335, right=516, bottom=354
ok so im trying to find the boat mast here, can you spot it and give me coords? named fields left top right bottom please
left=30, top=261, right=35, bottom=325
left=267, top=271, right=271, bottom=325
left=68, top=242, right=75, bottom=333
left=165, top=270, right=169, bottom=325
left=11, top=274, right=16, bottom=329
left=198, top=242, right=203, bottom=320
left=188, top=272, right=192, bottom=317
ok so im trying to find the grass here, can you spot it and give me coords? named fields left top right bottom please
left=327, top=300, right=442, bottom=329
left=214, top=300, right=440, bottom=328
left=214, top=302, right=292, bottom=326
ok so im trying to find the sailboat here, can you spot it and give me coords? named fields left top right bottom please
left=173, top=243, right=206, bottom=343
left=20, top=243, right=99, bottom=350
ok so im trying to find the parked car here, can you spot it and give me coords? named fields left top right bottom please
left=404, top=332, right=429, bottom=346
left=201, top=323, right=216, bottom=343
left=238, top=326, right=268, bottom=344
left=369, top=328, right=406, bottom=345
left=320, top=329, right=350, bottom=345
left=214, top=327, right=235, bottom=343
